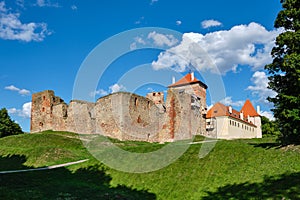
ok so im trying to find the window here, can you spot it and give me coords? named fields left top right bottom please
left=153, top=93, right=156, bottom=96
left=135, top=98, right=138, bottom=106
left=42, top=107, right=45, bottom=112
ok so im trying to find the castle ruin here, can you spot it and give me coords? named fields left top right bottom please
left=30, top=72, right=208, bottom=142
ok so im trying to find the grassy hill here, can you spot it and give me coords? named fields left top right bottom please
left=0, top=131, right=300, bottom=199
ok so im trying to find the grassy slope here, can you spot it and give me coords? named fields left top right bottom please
left=0, top=131, right=300, bottom=199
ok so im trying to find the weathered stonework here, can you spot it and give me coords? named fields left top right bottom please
left=30, top=73, right=208, bottom=142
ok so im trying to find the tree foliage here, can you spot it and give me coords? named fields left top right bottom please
left=261, top=116, right=280, bottom=137
left=265, top=0, right=300, bottom=144
left=0, top=108, right=23, bottom=138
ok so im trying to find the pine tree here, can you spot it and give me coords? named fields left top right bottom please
left=0, top=108, right=23, bottom=138
left=265, top=0, right=300, bottom=144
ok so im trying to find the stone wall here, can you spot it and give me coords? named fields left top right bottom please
left=31, top=89, right=207, bottom=143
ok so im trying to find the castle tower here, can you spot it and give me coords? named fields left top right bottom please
left=30, top=90, right=65, bottom=132
left=165, top=72, right=208, bottom=138
left=168, top=72, right=207, bottom=110
left=240, top=99, right=262, bottom=138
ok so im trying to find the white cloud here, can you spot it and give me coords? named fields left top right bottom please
left=5, top=85, right=19, bottom=91
left=71, top=5, right=77, bottom=10
left=5, top=85, right=30, bottom=96
left=152, top=22, right=282, bottom=74
left=8, top=102, right=32, bottom=118
left=147, top=87, right=154, bottom=92
left=0, top=1, right=51, bottom=42
left=147, top=31, right=179, bottom=47
left=16, top=0, right=25, bottom=8
left=176, top=20, right=182, bottom=26
left=130, top=36, right=147, bottom=50
left=150, top=0, right=158, bottom=5
left=201, top=19, right=222, bottom=29
left=130, top=32, right=178, bottom=50
left=91, top=83, right=126, bottom=97
left=19, top=89, right=31, bottom=95
left=90, top=89, right=109, bottom=97
left=260, top=110, right=275, bottom=121
left=35, top=0, right=59, bottom=7
left=247, top=71, right=277, bottom=106
left=135, top=16, right=144, bottom=24
left=220, top=96, right=244, bottom=107
left=109, top=83, right=126, bottom=93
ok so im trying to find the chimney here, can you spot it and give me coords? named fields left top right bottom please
left=257, top=105, right=260, bottom=115
left=240, top=112, right=244, bottom=120
left=191, top=72, right=194, bottom=81
left=228, top=106, right=232, bottom=114
left=172, top=76, right=175, bottom=84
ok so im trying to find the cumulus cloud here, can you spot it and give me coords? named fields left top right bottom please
left=109, top=83, right=126, bottom=93
left=130, top=32, right=178, bottom=50
left=152, top=22, right=282, bottom=74
left=0, top=1, right=51, bottom=42
left=8, top=102, right=32, bottom=118
left=90, top=89, right=108, bottom=97
left=260, top=110, right=275, bottom=121
left=201, top=19, right=222, bottom=29
left=147, top=31, right=179, bottom=47
left=5, top=85, right=30, bottom=96
left=91, top=83, right=126, bottom=97
left=176, top=20, right=182, bottom=26
left=247, top=71, right=277, bottom=106
left=220, top=96, right=244, bottom=107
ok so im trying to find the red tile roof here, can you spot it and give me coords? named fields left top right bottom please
left=206, top=101, right=257, bottom=127
left=240, top=99, right=260, bottom=117
left=168, top=73, right=208, bottom=89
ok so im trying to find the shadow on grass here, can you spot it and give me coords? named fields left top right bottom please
left=0, top=155, right=156, bottom=200
left=203, top=172, right=300, bottom=200
left=249, top=142, right=282, bottom=149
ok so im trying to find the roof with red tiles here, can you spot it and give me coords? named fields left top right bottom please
left=168, top=73, right=208, bottom=89
left=206, top=101, right=257, bottom=127
left=240, top=99, right=260, bottom=117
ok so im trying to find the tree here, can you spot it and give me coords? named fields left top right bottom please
left=0, top=108, right=23, bottom=138
left=265, top=0, right=300, bottom=144
left=261, top=116, right=280, bottom=137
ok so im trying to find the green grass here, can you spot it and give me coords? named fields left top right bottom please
left=0, top=131, right=300, bottom=199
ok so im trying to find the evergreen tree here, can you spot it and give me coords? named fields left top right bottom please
left=0, top=108, right=23, bottom=138
left=265, top=0, right=300, bottom=144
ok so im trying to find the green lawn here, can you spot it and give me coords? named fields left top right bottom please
left=0, top=131, right=300, bottom=199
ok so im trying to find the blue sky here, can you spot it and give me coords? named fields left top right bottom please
left=0, top=0, right=282, bottom=132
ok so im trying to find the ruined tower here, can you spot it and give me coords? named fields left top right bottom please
left=30, top=90, right=64, bottom=132
left=167, top=72, right=208, bottom=136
